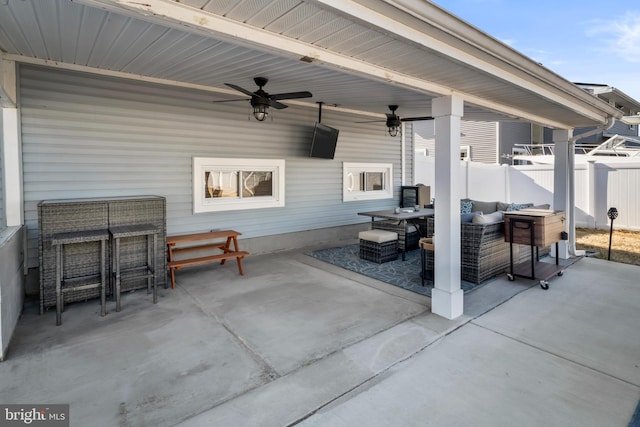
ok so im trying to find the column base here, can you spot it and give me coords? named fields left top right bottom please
left=431, top=287, right=464, bottom=319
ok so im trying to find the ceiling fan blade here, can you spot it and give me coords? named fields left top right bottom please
left=224, top=83, right=256, bottom=97
left=401, top=116, right=434, bottom=122
left=270, top=91, right=312, bottom=101
left=212, top=99, right=248, bottom=103
left=269, top=100, right=289, bottom=109
left=355, top=119, right=384, bottom=123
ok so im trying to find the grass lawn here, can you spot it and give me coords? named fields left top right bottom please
left=576, top=227, right=640, bottom=266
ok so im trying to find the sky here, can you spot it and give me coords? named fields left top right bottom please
left=433, top=0, right=640, bottom=102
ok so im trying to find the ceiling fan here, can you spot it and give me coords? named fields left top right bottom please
left=216, top=77, right=312, bottom=121
left=359, top=105, right=433, bottom=137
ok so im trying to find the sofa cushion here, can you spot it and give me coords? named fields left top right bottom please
left=461, top=211, right=483, bottom=223
left=533, top=203, right=551, bottom=210
left=472, top=210, right=504, bottom=224
left=359, top=229, right=398, bottom=243
left=472, top=200, right=499, bottom=214
left=460, top=200, right=473, bottom=214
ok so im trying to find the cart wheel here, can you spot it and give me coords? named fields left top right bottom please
left=557, top=271, right=563, bottom=277
left=507, top=274, right=514, bottom=281
left=540, top=281, right=549, bottom=290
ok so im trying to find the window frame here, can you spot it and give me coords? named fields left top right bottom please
left=193, top=157, right=285, bottom=213
left=342, top=162, right=393, bottom=202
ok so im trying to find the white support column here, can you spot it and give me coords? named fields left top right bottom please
left=1, top=58, right=23, bottom=226
left=431, top=95, right=464, bottom=319
left=401, top=122, right=407, bottom=185
left=552, top=129, right=572, bottom=259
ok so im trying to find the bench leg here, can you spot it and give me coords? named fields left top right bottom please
left=236, top=256, right=245, bottom=275
left=170, top=267, right=176, bottom=289
left=167, top=243, right=176, bottom=289
left=220, top=236, right=233, bottom=266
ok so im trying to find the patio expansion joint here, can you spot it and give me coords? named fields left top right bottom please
left=283, top=282, right=558, bottom=425
left=176, top=282, right=281, bottom=382
left=289, top=339, right=450, bottom=425
left=175, top=305, right=443, bottom=425
left=471, top=322, right=640, bottom=389
left=286, top=313, right=470, bottom=426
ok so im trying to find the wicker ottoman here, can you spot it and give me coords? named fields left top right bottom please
left=371, top=220, right=421, bottom=252
left=359, top=230, right=398, bottom=263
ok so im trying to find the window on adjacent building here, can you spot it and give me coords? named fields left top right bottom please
left=460, top=145, right=470, bottom=161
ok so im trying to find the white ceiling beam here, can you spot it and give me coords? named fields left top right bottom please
left=73, top=0, right=593, bottom=129
left=4, top=54, right=385, bottom=120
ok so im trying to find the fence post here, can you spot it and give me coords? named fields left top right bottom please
left=587, top=160, right=597, bottom=228
left=503, top=164, right=510, bottom=202
left=464, top=160, right=469, bottom=199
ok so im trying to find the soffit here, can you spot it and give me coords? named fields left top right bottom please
left=0, top=0, right=620, bottom=127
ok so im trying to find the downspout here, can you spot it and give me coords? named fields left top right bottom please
left=567, top=116, right=615, bottom=256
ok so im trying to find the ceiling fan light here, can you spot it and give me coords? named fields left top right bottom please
left=253, top=104, right=269, bottom=121
left=386, top=114, right=401, bottom=137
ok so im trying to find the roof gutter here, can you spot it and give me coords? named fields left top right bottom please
left=567, top=116, right=616, bottom=257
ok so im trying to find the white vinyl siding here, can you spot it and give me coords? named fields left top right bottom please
left=19, top=65, right=406, bottom=268
left=404, top=122, right=415, bottom=184
left=460, top=121, right=497, bottom=163
left=414, top=120, right=497, bottom=163
left=499, top=122, right=532, bottom=165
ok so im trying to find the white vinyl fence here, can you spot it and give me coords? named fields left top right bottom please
left=415, top=156, right=640, bottom=231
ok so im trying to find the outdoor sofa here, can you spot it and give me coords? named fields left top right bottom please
left=424, top=200, right=549, bottom=284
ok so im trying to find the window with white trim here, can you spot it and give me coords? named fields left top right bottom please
left=343, top=162, right=393, bottom=202
left=193, top=157, right=285, bottom=213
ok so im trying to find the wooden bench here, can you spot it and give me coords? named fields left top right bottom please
left=166, top=230, right=249, bottom=288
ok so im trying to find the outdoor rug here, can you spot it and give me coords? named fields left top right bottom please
left=630, top=400, right=640, bottom=427
left=306, top=244, right=483, bottom=297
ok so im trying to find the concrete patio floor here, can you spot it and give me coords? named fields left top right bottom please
left=1, top=247, right=639, bottom=426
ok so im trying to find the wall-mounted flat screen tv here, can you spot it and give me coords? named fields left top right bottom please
left=309, top=123, right=339, bottom=159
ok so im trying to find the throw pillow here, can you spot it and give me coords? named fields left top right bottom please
left=472, top=210, right=504, bottom=224
left=460, top=200, right=473, bottom=214
left=506, top=203, right=533, bottom=212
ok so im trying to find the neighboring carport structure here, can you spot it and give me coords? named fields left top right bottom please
left=0, top=0, right=624, bottom=325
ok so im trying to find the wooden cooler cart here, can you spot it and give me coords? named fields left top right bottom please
left=504, top=209, right=566, bottom=289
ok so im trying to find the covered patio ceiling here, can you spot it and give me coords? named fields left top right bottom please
left=0, top=0, right=624, bottom=127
